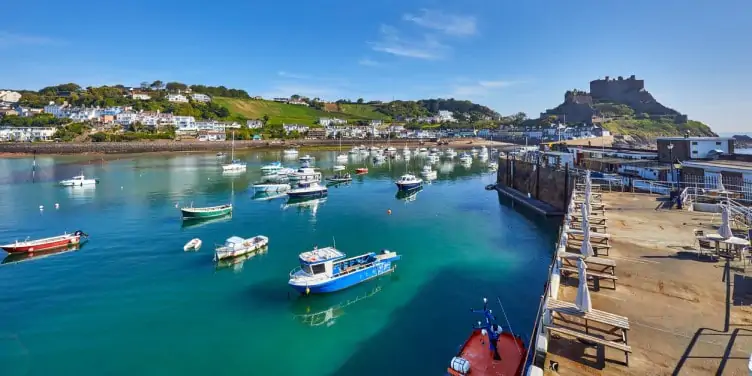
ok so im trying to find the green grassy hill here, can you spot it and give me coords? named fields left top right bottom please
left=213, top=97, right=384, bottom=126
left=601, top=119, right=715, bottom=138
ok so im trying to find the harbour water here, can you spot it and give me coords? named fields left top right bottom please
left=0, top=150, right=556, bottom=376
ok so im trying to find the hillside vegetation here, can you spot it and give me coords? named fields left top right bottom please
left=601, top=119, right=715, bottom=139
left=212, top=98, right=382, bottom=125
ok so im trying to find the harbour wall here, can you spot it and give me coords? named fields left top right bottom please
left=496, top=157, right=574, bottom=212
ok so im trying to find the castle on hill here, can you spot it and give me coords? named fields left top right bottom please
left=540, top=75, right=687, bottom=124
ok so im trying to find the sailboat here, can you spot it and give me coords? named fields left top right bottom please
left=181, top=179, right=234, bottom=220
left=336, top=133, right=348, bottom=163
left=222, top=132, right=247, bottom=172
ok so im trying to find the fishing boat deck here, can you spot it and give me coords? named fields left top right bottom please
left=543, top=193, right=752, bottom=376
left=449, top=331, right=525, bottom=376
left=299, top=247, right=344, bottom=263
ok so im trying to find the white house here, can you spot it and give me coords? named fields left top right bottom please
left=116, top=112, right=138, bottom=126
left=437, top=110, right=456, bottom=122
left=195, top=121, right=241, bottom=132
left=283, top=124, right=309, bottom=134
left=173, top=115, right=196, bottom=129
left=131, top=93, right=151, bottom=100
left=319, top=117, right=347, bottom=127
left=68, top=109, right=98, bottom=122
left=0, top=126, right=56, bottom=141
left=166, top=94, right=189, bottom=103
left=370, top=119, right=383, bottom=127
left=0, top=91, right=22, bottom=103
left=191, top=93, right=211, bottom=102
left=246, top=120, right=263, bottom=129
left=44, top=102, right=70, bottom=118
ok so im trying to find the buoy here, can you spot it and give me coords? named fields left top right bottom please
left=55, top=203, right=60, bottom=209
left=387, top=209, right=392, bottom=215
left=305, top=287, right=311, bottom=295
left=39, top=205, right=44, bottom=210
left=121, top=186, right=124, bottom=190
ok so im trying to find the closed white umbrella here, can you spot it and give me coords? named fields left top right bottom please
left=719, top=205, right=733, bottom=239
left=580, top=204, right=595, bottom=258
left=717, top=173, right=725, bottom=192
left=575, top=258, right=592, bottom=313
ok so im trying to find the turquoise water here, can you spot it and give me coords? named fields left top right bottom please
left=0, top=150, right=556, bottom=376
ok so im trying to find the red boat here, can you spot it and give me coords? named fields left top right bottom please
left=448, top=298, right=527, bottom=376
left=1, top=230, right=88, bottom=254
left=356, top=167, right=369, bottom=174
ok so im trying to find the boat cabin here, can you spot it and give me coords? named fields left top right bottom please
left=297, top=247, right=378, bottom=278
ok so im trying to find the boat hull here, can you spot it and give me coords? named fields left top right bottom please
left=287, top=189, right=328, bottom=199
left=1, top=235, right=81, bottom=254
left=60, top=180, right=97, bottom=187
left=215, top=237, right=268, bottom=261
left=289, top=257, right=398, bottom=294
left=395, top=182, right=422, bottom=191
left=181, top=206, right=232, bottom=220
left=252, top=184, right=290, bottom=192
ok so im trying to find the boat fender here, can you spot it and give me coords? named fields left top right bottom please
left=481, top=329, right=488, bottom=337
left=450, top=357, right=470, bottom=374
left=387, top=209, right=392, bottom=215
left=305, top=286, right=310, bottom=295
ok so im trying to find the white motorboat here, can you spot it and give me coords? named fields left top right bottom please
left=222, top=132, right=246, bottom=172
left=184, top=238, right=202, bottom=252
left=288, top=167, right=321, bottom=182
left=349, top=147, right=360, bottom=155
left=427, top=154, right=440, bottom=163
left=470, top=148, right=479, bottom=155
left=336, top=154, right=348, bottom=162
left=430, top=147, right=440, bottom=153
left=386, top=146, right=397, bottom=154
left=402, top=147, right=411, bottom=156
left=251, top=182, right=291, bottom=192
left=299, top=155, right=314, bottom=163
left=288, top=181, right=328, bottom=199
left=488, top=162, right=498, bottom=171
left=420, top=165, right=437, bottom=179
left=215, top=235, right=269, bottom=261
left=445, top=149, right=457, bottom=158
left=333, top=165, right=346, bottom=172
left=283, top=148, right=299, bottom=156
left=260, top=162, right=283, bottom=174
left=373, top=154, right=386, bottom=163
left=419, top=147, right=428, bottom=153
left=59, top=174, right=98, bottom=187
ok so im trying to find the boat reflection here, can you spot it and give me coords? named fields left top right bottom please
left=325, top=181, right=351, bottom=188
left=181, top=214, right=233, bottom=229
left=215, top=247, right=268, bottom=273
left=2, top=243, right=82, bottom=265
left=395, top=187, right=423, bottom=202
left=282, top=197, right=326, bottom=217
left=252, top=191, right=288, bottom=201
left=292, top=285, right=383, bottom=327
left=64, top=185, right=96, bottom=199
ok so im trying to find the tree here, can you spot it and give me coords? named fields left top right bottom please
left=357, top=98, right=364, bottom=104
left=140, top=82, right=150, bottom=90
left=165, top=82, right=188, bottom=92
left=262, top=114, right=270, bottom=125
left=290, top=94, right=301, bottom=100
left=150, top=80, right=164, bottom=90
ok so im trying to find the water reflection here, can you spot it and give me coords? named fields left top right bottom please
left=291, top=285, right=383, bottom=327
left=64, top=185, right=96, bottom=199
left=215, top=247, right=268, bottom=273
left=251, top=191, right=288, bottom=201
left=282, top=197, right=326, bottom=217
left=2, top=243, right=82, bottom=266
left=395, top=187, right=422, bottom=202
left=181, top=214, right=233, bottom=230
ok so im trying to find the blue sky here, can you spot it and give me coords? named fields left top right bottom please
left=1, top=0, right=750, bottom=132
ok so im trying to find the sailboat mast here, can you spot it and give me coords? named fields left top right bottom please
left=231, top=131, right=235, bottom=160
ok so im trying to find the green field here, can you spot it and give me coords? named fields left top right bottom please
left=337, top=103, right=389, bottom=119
left=213, top=97, right=384, bottom=126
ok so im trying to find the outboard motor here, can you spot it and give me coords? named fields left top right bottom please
left=74, top=230, right=89, bottom=237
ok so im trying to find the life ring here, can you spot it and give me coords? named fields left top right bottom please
left=311, top=257, right=317, bottom=261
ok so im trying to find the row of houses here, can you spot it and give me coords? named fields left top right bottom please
left=402, top=110, right=457, bottom=123
left=0, top=126, right=56, bottom=141
left=499, top=123, right=611, bottom=141
left=129, top=91, right=211, bottom=103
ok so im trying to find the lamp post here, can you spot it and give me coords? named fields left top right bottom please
left=668, top=143, right=675, bottom=185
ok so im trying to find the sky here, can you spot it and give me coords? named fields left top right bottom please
left=1, top=0, right=750, bottom=132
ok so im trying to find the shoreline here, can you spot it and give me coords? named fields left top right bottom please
left=0, top=138, right=515, bottom=157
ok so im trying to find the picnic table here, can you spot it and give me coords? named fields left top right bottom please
left=545, top=298, right=631, bottom=365
left=566, top=229, right=611, bottom=240
left=558, top=251, right=616, bottom=275
left=700, top=234, right=749, bottom=261
left=566, top=239, right=612, bottom=257
left=572, top=201, right=606, bottom=210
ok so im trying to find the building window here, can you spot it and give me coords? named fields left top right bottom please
left=691, top=141, right=698, bottom=145
left=692, top=150, right=698, bottom=154
left=716, top=142, right=721, bottom=145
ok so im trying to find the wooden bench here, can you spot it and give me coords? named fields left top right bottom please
left=558, top=252, right=616, bottom=275
left=567, top=241, right=612, bottom=256
left=560, top=265, right=618, bottom=289
left=544, top=323, right=632, bottom=366
left=547, top=299, right=629, bottom=330
left=572, top=201, right=606, bottom=209
left=567, top=229, right=611, bottom=240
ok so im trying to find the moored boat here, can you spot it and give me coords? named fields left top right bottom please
left=288, top=181, right=328, bottom=199
left=487, top=162, right=498, bottom=171
left=299, top=155, right=314, bottom=163
left=214, top=235, right=269, bottom=261
left=183, top=238, right=202, bottom=251
left=180, top=204, right=232, bottom=220
left=459, top=153, right=473, bottom=163
left=355, top=167, right=368, bottom=174
left=288, top=167, right=320, bottom=182
left=283, top=148, right=299, bottom=156
left=333, top=165, right=346, bottom=172
left=395, top=174, right=423, bottom=191
left=221, top=132, right=246, bottom=171
left=327, top=172, right=352, bottom=183
left=447, top=298, right=526, bottom=376
left=59, top=174, right=98, bottom=187
left=260, top=161, right=283, bottom=174
left=420, top=165, right=437, bottom=180
left=251, top=182, right=291, bottom=192
left=1, top=230, right=88, bottom=254
left=288, top=246, right=400, bottom=294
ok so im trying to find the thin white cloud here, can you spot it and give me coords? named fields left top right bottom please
left=369, top=25, right=449, bottom=60
left=402, top=9, right=477, bottom=36
left=446, top=79, right=521, bottom=98
left=479, top=80, right=516, bottom=88
left=277, top=71, right=312, bottom=80
left=358, top=58, right=381, bottom=67
left=0, top=31, right=59, bottom=48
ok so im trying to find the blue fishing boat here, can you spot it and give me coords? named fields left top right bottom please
left=395, top=174, right=423, bottom=191
left=288, top=246, right=401, bottom=294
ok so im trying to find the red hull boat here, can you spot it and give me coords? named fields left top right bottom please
left=447, top=298, right=527, bottom=376
left=1, top=231, right=87, bottom=254
left=356, top=167, right=368, bottom=174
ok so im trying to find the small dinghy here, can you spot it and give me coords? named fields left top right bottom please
left=183, top=238, right=202, bottom=252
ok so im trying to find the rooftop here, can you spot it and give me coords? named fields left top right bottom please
left=544, top=193, right=752, bottom=375
left=681, top=159, right=752, bottom=172
left=657, top=137, right=733, bottom=141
